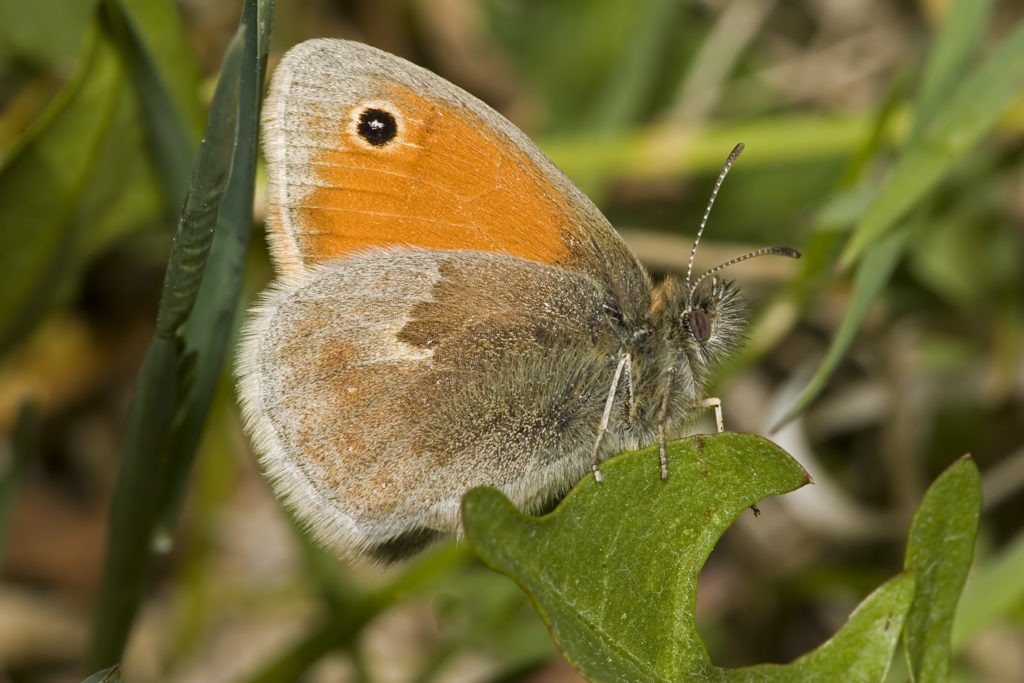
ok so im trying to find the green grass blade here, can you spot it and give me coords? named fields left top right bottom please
left=541, top=111, right=874, bottom=182
left=86, top=26, right=247, bottom=671
left=586, top=0, right=681, bottom=132
left=101, top=0, right=202, bottom=214
left=573, top=0, right=683, bottom=196
left=773, top=226, right=909, bottom=430
left=911, top=0, right=993, bottom=141
left=87, top=337, right=182, bottom=670
left=111, top=0, right=205, bottom=129
left=839, top=17, right=1024, bottom=269
left=765, top=1, right=997, bottom=427
left=160, top=0, right=274, bottom=532
left=153, top=30, right=243, bottom=337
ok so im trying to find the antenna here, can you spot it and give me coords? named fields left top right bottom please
left=685, top=142, right=745, bottom=301
left=688, top=245, right=801, bottom=296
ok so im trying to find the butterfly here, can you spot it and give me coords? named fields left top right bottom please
left=236, top=39, right=798, bottom=562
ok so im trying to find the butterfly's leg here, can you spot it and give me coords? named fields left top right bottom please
left=701, top=397, right=724, bottom=432
left=591, top=353, right=628, bottom=483
left=656, top=364, right=679, bottom=480
left=624, top=353, right=639, bottom=424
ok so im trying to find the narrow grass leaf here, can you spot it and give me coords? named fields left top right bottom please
left=101, top=0, right=201, bottom=213
left=542, top=112, right=873, bottom=182
left=574, top=0, right=682, bottom=196
left=154, top=27, right=244, bottom=337
left=87, top=27, right=247, bottom=670
left=87, top=337, right=181, bottom=669
left=113, top=0, right=205, bottom=130
left=839, top=17, right=1024, bottom=269
left=773, top=227, right=909, bottom=430
left=911, top=0, right=993, bottom=142
left=589, top=0, right=679, bottom=129
left=765, top=2, right=993, bottom=427
left=161, top=0, right=274, bottom=530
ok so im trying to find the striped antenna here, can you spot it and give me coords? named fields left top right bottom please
left=688, top=245, right=801, bottom=297
left=685, top=143, right=745, bottom=302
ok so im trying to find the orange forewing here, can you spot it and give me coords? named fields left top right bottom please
left=280, top=82, right=574, bottom=269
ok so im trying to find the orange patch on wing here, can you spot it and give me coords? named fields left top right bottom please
left=295, top=84, right=573, bottom=266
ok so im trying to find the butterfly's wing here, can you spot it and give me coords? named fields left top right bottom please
left=237, top=249, right=628, bottom=561
left=262, top=39, right=650, bottom=309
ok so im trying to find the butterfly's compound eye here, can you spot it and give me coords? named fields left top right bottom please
left=686, top=308, right=711, bottom=343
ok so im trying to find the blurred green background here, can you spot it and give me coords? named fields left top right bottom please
left=1, top=0, right=1022, bottom=681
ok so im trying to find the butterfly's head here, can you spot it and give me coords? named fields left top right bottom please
left=682, top=274, right=747, bottom=365
left=649, top=272, right=744, bottom=390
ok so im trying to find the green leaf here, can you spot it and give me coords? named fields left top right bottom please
left=839, top=16, right=1024, bottom=269
left=0, top=0, right=204, bottom=351
left=753, top=573, right=916, bottom=682
left=902, top=456, right=981, bottom=682
left=463, top=434, right=799, bottom=680
left=0, top=29, right=123, bottom=351
left=464, top=434, right=922, bottom=681
left=153, top=28, right=242, bottom=338
left=87, top=336, right=182, bottom=670
left=112, top=0, right=205, bottom=134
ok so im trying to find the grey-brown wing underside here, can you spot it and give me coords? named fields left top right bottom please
left=237, top=248, right=628, bottom=557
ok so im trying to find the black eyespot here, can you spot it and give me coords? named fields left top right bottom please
left=357, top=108, right=398, bottom=146
left=687, top=309, right=711, bottom=343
